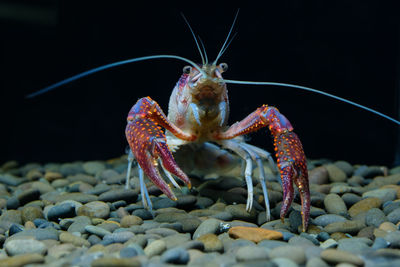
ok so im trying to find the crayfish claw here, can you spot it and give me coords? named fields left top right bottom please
left=275, top=131, right=310, bottom=231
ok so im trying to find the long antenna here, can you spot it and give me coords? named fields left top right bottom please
left=222, top=79, right=400, bottom=126
left=180, top=13, right=205, bottom=65
left=213, top=9, right=240, bottom=65
left=26, top=55, right=206, bottom=98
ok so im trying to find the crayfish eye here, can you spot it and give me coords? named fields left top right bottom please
left=219, top=63, right=228, bottom=72
left=183, top=65, right=192, bottom=74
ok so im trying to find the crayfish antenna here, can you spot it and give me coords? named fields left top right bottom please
left=25, top=55, right=207, bottom=98
left=222, top=79, right=400, bottom=126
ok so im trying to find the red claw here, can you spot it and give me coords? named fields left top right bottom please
left=275, top=131, right=310, bottom=232
left=125, top=97, right=192, bottom=200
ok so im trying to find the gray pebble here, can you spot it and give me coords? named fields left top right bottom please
left=314, top=214, right=348, bottom=227
left=317, top=232, right=330, bottom=242
left=68, top=216, right=91, bottom=234
left=288, top=235, right=316, bottom=247
left=236, top=245, right=270, bottom=262
left=384, top=231, right=400, bottom=248
left=132, top=209, right=153, bottom=220
left=324, top=193, right=348, bottom=216
left=257, top=240, right=287, bottom=249
left=146, top=228, right=179, bottom=237
left=372, top=237, right=389, bottom=250
left=161, top=247, right=190, bottom=264
left=387, top=208, right=400, bottom=224
left=153, top=198, right=177, bottom=209
left=5, top=238, right=47, bottom=256
left=120, top=246, right=138, bottom=258
left=98, top=188, right=138, bottom=203
left=193, top=218, right=221, bottom=239
left=12, top=228, right=59, bottom=240
left=87, top=234, right=102, bottom=245
left=84, top=225, right=112, bottom=237
left=306, top=257, right=329, bottom=267
left=289, top=210, right=302, bottom=233
left=365, top=208, right=387, bottom=227
left=337, top=238, right=372, bottom=254
left=270, top=245, right=306, bottom=265
left=195, top=196, right=214, bottom=208
left=342, top=193, right=362, bottom=207
left=103, top=231, right=135, bottom=243
left=363, top=188, right=397, bottom=203
left=300, top=232, right=319, bottom=246
left=383, top=201, right=400, bottom=215
left=47, top=203, right=76, bottom=221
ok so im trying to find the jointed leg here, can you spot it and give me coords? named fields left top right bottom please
left=215, top=105, right=310, bottom=231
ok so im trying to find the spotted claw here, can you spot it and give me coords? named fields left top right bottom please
left=125, top=97, right=191, bottom=201
left=274, top=131, right=310, bottom=231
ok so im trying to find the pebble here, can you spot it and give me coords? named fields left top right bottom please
left=91, top=258, right=141, bottom=267
left=60, top=232, right=90, bottom=247
left=5, top=238, right=47, bottom=256
left=77, top=201, right=110, bottom=219
left=225, top=204, right=257, bottom=221
left=309, top=166, right=329, bottom=185
left=269, top=245, right=306, bottom=264
left=307, top=258, right=331, bottom=267
left=387, top=208, right=400, bottom=224
left=229, top=226, right=283, bottom=242
left=46, top=202, right=76, bottom=221
left=236, top=245, right=270, bottom=262
left=160, top=247, right=190, bottom=264
left=362, top=188, right=397, bottom=203
left=55, top=192, right=98, bottom=203
left=320, top=248, right=364, bottom=266
left=289, top=235, right=316, bottom=246
left=384, top=231, right=400, bottom=248
left=324, top=220, right=365, bottom=234
left=348, top=197, right=382, bottom=218
left=193, top=218, right=221, bottom=239
left=341, top=193, right=362, bottom=207
left=326, top=164, right=347, bottom=183
left=337, top=237, right=372, bottom=254
left=120, top=215, right=143, bottom=227
left=103, top=231, right=135, bottom=243
left=324, top=193, right=348, bottom=216
left=365, top=208, right=388, bottom=227
left=0, top=253, right=44, bottom=266
left=98, top=188, right=138, bottom=203
left=144, top=239, right=167, bottom=257
left=314, top=214, right=348, bottom=227
left=68, top=216, right=91, bottom=233
left=197, top=233, right=224, bottom=252
left=12, top=228, right=59, bottom=240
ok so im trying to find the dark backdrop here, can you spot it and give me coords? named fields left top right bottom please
left=1, top=1, right=399, bottom=166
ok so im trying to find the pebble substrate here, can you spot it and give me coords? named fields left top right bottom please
left=1, top=157, right=400, bottom=266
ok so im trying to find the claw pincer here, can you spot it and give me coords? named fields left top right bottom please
left=125, top=97, right=191, bottom=201
left=261, top=107, right=310, bottom=231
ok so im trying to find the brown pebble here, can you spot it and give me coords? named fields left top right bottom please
left=373, top=228, right=388, bottom=239
left=330, top=232, right=349, bottom=241
left=24, top=221, right=36, bottom=230
left=348, top=198, right=382, bottom=218
left=197, top=233, right=224, bottom=252
left=0, top=253, right=44, bottom=266
left=228, top=226, right=283, bottom=243
left=379, top=222, right=397, bottom=232
left=120, top=215, right=143, bottom=228
left=321, top=249, right=364, bottom=266
left=44, top=171, right=63, bottom=181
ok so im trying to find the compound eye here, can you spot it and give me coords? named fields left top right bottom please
left=219, top=63, right=228, bottom=72
left=183, top=65, right=192, bottom=74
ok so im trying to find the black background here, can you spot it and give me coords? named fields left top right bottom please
left=1, top=1, right=399, bottom=166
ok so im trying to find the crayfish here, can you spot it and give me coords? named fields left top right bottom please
left=27, top=11, right=400, bottom=233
